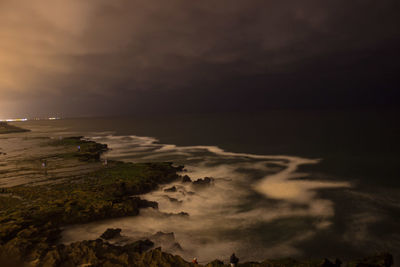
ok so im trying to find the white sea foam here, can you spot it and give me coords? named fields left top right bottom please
left=62, top=134, right=351, bottom=262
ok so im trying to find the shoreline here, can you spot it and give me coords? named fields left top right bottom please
left=0, top=136, right=393, bottom=266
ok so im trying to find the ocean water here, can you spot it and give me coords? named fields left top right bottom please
left=6, top=109, right=400, bottom=264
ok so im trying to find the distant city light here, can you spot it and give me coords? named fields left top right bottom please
left=0, top=117, right=60, bottom=122
left=2, top=118, right=28, bottom=122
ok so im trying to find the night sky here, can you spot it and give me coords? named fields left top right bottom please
left=1, top=0, right=399, bottom=118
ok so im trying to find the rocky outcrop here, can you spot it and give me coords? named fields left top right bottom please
left=0, top=143, right=182, bottom=266
left=182, top=175, right=192, bottom=183
left=0, top=137, right=395, bottom=267
left=165, top=195, right=183, bottom=203
left=148, top=231, right=185, bottom=253
left=133, top=197, right=159, bottom=209
left=193, top=177, right=214, bottom=186
left=41, top=242, right=190, bottom=267
left=164, top=186, right=177, bottom=192
left=40, top=239, right=156, bottom=267
left=205, top=259, right=225, bottom=267
left=50, top=136, right=108, bottom=162
left=101, top=228, right=122, bottom=240
left=347, top=253, right=393, bottom=267
left=150, top=231, right=176, bottom=244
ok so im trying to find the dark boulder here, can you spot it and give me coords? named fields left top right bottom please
left=165, top=196, right=182, bottom=204
left=163, top=211, right=189, bottom=217
left=135, top=197, right=158, bottom=209
left=182, top=175, right=192, bottom=183
left=193, top=177, right=214, bottom=186
left=100, top=228, right=121, bottom=240
left=164, top=186, right=177, bottom=192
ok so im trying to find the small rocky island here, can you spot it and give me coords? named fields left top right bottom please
left=0, top=121, right=30, bottom=134
left=0, top=137, right=393, bottom=266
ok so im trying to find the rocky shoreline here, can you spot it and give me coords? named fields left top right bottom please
left=0, top=137, right=393, bottom=266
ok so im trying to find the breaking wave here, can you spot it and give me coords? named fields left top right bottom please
left=62, top=134, right=350, bottom=263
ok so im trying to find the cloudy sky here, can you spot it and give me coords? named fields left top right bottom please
left=0, top=0, right=399, bottom=118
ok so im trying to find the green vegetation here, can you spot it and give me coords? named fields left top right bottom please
left=0, top=122, right=30, bottom=134
left=0, top=137, right=181, bottom=266
left=48, top=136, right=108, bottom=162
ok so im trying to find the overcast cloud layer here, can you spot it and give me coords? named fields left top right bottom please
left=0, top=0, right=399, bottom=118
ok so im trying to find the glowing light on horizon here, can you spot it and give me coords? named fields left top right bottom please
left=0, top=117, right=60, bottom=122
left=0, top=118, right=28, bottom=122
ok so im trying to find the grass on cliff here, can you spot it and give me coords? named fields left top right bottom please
left=0, top=137, right=180, bottom=245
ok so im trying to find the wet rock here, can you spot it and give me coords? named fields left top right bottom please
left=123, top=239, right=154, bottom=253
left=150, top=231, right=176, bottom=244
left=164, top=186, right=177, bottom=192
left=205, top=259, right=225, bottom=267
left=169, top=242, right=183, bottom=252
left=162, top=211, right=189, bottom=217
left=101, top=228, right=122, bottom=240
left=41, top=242, right=188, bottom=267
left=176, top=165, right=185, bottom=171
left=182, top=175, right=192, bottom=183
left=193, top=177, right=214, bottom=186
left=165, top=196, right=182, bottom=204
left=133, top=197, right=158, bottom=209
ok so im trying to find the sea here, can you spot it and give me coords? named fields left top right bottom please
left=3, top=109, right=400, bottom=264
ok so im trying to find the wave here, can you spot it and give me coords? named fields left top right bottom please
left=62, top=134, right=351, bottom=262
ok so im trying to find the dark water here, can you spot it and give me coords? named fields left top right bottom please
left=11, top=109, right=400, bottom=263
left=18, top=109, right=400, bottom=184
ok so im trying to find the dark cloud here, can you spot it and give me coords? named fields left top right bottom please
left=0, top=0, right=399, bottom=118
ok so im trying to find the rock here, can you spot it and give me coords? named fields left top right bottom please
left=321, top=258, right=340, bottom=267
left=165, top=196, right=182, bottom=204
left=150, top=231, right=176, bottom=244
left=41, top=249, right=62, bottom=266
left=193, top=177, right=214, bottom=186
left=164, top=186, right=177, bottom=192
left=123, top=239, right=154, bottom=253
left=182, top=175, right=192, bottom=183
left=131, top=247, right=190, bottom=267
left=134, top=197, right=158, bottom=209
left=176, top=165, right=185, bottom=171
left=169, top=242, right=183, bottom=251
left=205, top=259, right=225, bottom=267
left=100, top=228, right=122, bottom=240
left=163, top=211, right=189, bottom=217
left=350, top=253, right=393, bottom=267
